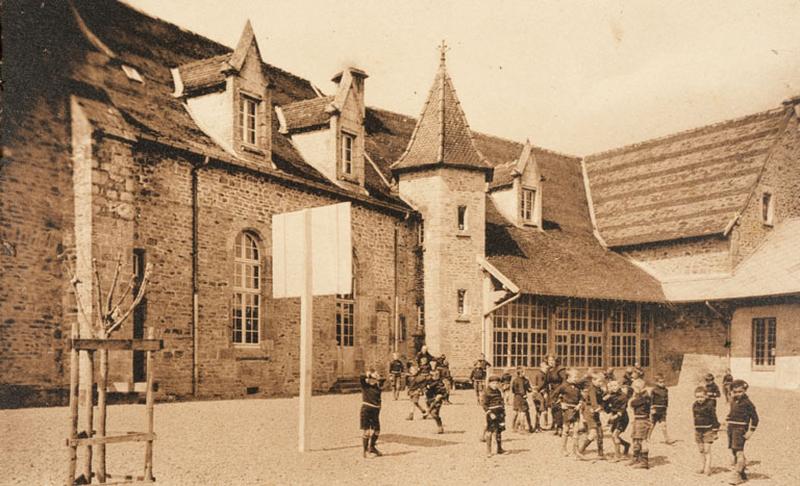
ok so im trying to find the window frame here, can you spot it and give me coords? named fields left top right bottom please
left=520, top=187, right=536, bottom=224
left=335, top=257, right=357, bottom=348
left=457, top=205, right=468, bottom=232
left=761, top=191, right=774, bottom=226
left=492, top=295, right=548, bottom=368
left=457, top=289, right=468, bottom=317
left=554, top=299, right=604, bottom=368
left=341, top=132, right=355, bottom=176
left=232, top=231, right=262, bottom=346
left=239, top=95, right=259, bottom=147
left=751, top=317, right=777, bottom=370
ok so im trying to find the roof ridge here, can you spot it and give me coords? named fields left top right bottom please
left=585, top=106, right=786, bottom=162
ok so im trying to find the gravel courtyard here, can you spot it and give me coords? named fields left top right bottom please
left=1, top=385, right=797, bottom=486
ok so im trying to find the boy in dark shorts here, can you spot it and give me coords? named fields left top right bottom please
left=424, top=369, right=448, bottom=434
left=511, top=366, right=534, bottom=433
left=649, top=374, right=674, bottom=444
left=604, top=380, right=631, bottom=462
left=726, top=379, right=759, bottom=485
left=692, top=385, right=720, bottom=476
left=470, top=355, right=490, bottom=405
left=388, top=352, right=406, bottom=400
left=500, top=370, right=513, bottom=404
left=359, top=370, right=385, bottom=458
left=530, top=361, right=548, bottom=431
left=545, top=355, right=567, bottom=436
left=577, top=374, right=606, bottom=460
left=405, top=365, right=428, bottom=420
left=438, top=354, right=453, bottom=403
left=704, top=373, right=721, bottom=409
left=722, top=369, right=734, bottom=404
left=552, top=368, right=582, bottom=456
left=628, top=379, right=652, bottom=469
left=482, top=376, right=508, bottom=457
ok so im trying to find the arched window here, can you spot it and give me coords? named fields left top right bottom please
left=232, top=232, right=261, bottom=345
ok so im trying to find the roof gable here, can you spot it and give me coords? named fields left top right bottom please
left=392, top=52, right=491, bottom=173
left=585, top=108, right=791, bottom=247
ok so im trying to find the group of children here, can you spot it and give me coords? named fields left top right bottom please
left=364, top=353, right=760, bottom=485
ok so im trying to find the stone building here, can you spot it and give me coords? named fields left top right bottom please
left=1, top=0, right=798, bottom=406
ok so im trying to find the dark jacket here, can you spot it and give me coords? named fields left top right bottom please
left=511, top=376, right=532, bottom=396
left=604, top=390, right=629, bottom=415
left=545, top=366, right=566, bottom=392
left=389, top=359, right=405, bottom=375
left=705, top=382, right=721, bottom=400
left=651, top=384, right=669, bottom=408
left=360, top=375, right=383, bottom=408
left=552, top=381, right=581, bottom=406
left=727, top=394, right=759, bottom=431
left=630, top=393, right=651, bottom=418
left=482, top=386, right=505, bottom=411
left=692, top=399, right=720, bottom=430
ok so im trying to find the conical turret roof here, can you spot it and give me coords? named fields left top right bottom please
left=392, top=47, right=491, bottom=174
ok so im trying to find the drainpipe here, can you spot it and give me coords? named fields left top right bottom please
left=191, top=156, right=209, bottom=395
left=393, top=224, right=399, bottom=353
left=705, top=300, right=731, bottom=362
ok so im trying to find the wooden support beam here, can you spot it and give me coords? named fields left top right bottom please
left=69, top=339, right=163, bottom=351
left=67, top=432, right=156, bottom=447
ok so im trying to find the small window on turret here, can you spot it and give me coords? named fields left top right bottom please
left=457, top=206, right=467, bottom=231
left=457, top=289, right=468, bottom=316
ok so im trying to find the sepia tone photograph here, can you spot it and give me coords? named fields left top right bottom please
left=1, top=0, right=799, bottom=484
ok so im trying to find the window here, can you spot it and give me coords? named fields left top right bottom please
left=342, top=133, right=354, bottom=175
left=457, top=289, right=468, bottom=316
left=492, top=295, right=548, bottom=368
left=418, top=220, right=424, bottom=246
left=554, top=299, right=604, bottom=368
left=752, top=317, right=776, bottom=368
left=457, top=206, right=467, bottom=231
left=232, top=232, right=261, bottom=345
left=607, top=304, right=656, bottom=368
left=132, top=249, right=147, bottom=382
left=399, top=315, right=407, bottom=342
left=761, top=192, right=774, bottom=226
left=239, top=96, right=258, bottom=146
left=336, top=259, right=356, bottom=347
left=640, top=308, right=653, bottom=368
left=520, top=188, right=535, bottom=223
left=417, top=303, right=425, bottom=329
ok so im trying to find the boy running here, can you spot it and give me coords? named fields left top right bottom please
left=552, top=368, right=582, bottom=456
left=604, top=380, right=631, bottom=462
left=405, top=365, right=428, bottom=420
left=424, top=369, right=448, bottom=434
left=388, top=352, right=405, bottom=400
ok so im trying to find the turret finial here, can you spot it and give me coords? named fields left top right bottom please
left=438, top=40, right=449, bottom=67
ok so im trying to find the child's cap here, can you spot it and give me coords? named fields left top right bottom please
left=731, top=379, right=748, bottom=389
left=631, top=379, right=645, bottom=391
left=694, top=386, right=706, bottom=395
left=704, top=373, right=714, bottom=381
left=488, top=375, right=500, bottom=382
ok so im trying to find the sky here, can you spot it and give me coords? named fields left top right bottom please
left=124, top=0, right=800, bottom=155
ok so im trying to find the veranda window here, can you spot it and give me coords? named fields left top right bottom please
left=554, top=299, right=604, bottom=368
left=492, top=295, right=548, bottom=368
left=752, top=317, right=776, bottom=369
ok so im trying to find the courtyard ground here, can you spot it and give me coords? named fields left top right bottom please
left=1, top=385, right=797, bottom=485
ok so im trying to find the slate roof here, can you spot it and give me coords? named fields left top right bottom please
left=178, top=53, right=231, bottom=94
left=281, top=96, right=334, bottom=132
left=584, top=108, right=791, bottom=247
left=662, top=218, right=800, bottom=302
left=485, top=200, right=665, bottom=302
left=488, top=161, right=516, bottom=190
left=392, top=58, right=492, bottom=173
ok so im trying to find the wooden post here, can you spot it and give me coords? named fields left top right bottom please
left=97, top=346, right=108, bottom=483
left=67, top=320, right=80, bottom=486
left=298, top=209, right=313, bottom=452
left=79, top=349, right=94, bottom=484
left=144, top=327, right=155, bottom=482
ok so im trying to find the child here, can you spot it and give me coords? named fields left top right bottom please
left=692, top=385, right=720, bottom=475
left=470, top=356, right=490, bottom=405
left=510, top=366, right=534, bottom=433
left=500, top=370, right=513, bottom=405
left=545, top=355, right=567, bottom=436
left=530, top=361, right=548, bottom=432
left=482, top=375, right=508, bottom=457
left=603, top=367, right=616, bottom=383
left=438, top=354, right=453, bottom=403
left=649, top=374, right=674, bottom=444
left=388, top=352, right=406, bottom=401
left=424, top=369, right=448, bottom=434
left=405, top=365, right=428, bottom=420
left=726, top=379, right=759, bottom=485
left=577, top=374, right=606, bottom=460
left=704, top=373, right=721, bottom=408
left=359, top=370, right=385, bottom=458
left=604, top=380, right=631, bottom=462
left=629, top=378, right=652, bottom=469
left=552, top=368, right=582, bottom=456
left=418, top=355, right=432, bottom=374
left=722, top=369, right=734, bottom=404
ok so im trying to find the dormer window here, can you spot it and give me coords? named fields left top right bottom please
left=342, top=132, right=355, bottom=175
left=761, top=191, right=774, bottom=226
left=240, top=96, right=259, bottom=146
left=521, top=187, right=536, bottom=223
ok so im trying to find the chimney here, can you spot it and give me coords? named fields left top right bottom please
left=332, top=67, right=368, bottom=119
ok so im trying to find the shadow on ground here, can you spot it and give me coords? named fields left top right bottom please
left=379, top=433, right=457, bottom=447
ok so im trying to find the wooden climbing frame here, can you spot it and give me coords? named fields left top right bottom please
left=66, top=328, right=163, bottom=485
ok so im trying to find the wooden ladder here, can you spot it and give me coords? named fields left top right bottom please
left=66, top=328, right=163, bottom=485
